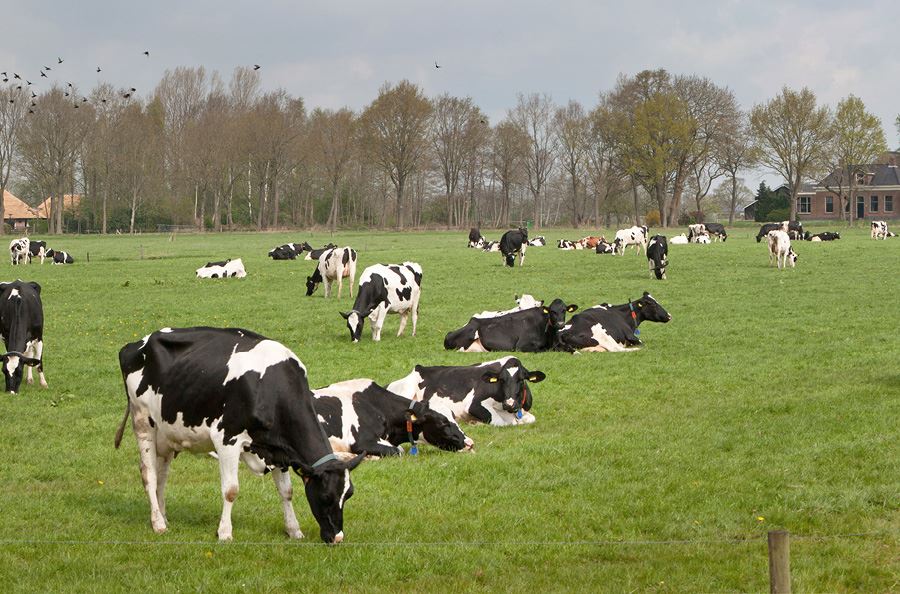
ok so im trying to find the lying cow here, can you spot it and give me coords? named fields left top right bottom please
left=312, top=379, right=472, bottom=457
left=577, top=236, right=603, bottom=249
left=387, top=356, right=545, bottom=426
left=809, top=232, right=840, bottom=241
left=196, top=258, right=246, bottom=278
left=341, top=262, right=422, bottom=342
left=482, top=241, right=501, bottom=252
left=647, top=235, right=668, bottom=280
left=871, top=221, right=888, bottom=240
left=614, top=225, right=648, bottom=255
left=304, top=243, right=338, bottom=260
left=557, top=292, right=671, bottom=352
left=595, top=240, right=615, bottom=254
left=687, top=224, right=706, bottom=243
left=306, top=247, right=358, bottom=298
left=269, top=242, right=308, bottom=260
left=0, top=280, right=47, bottom=393
left=527, top=236, right=546, bottom=247
left=669, top=233, right=689, bottom=245
left=115, top=327, right=364, bottom=543
left=767, top=230, right=797, bottom=269
left=443, top=298, right=578, bottom=353
left=44, top=249, right=74, bottom=264
left=9, top=238, right=29, bottom=266
left=499, top=227, right=527, bottom=267
left=557, top=239, right=577, bottom=250
left=472, top=294, right=543, bottom=319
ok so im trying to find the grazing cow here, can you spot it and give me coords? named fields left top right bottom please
left=669, top=233, right=689, bottom=245
left=115, top=327, right=364, bottom=543
left=9, top=238, right=29, bottom=266
left=646, top=235, right=668, bottom=280
left=767, top=230, right=797, bottom=269
left=614, top=226, right=648, bottom=255
left=44, top=249, right=74, bottom=264
left=557, top=292, right=672, bottom=352
left=268, top=242, right=308, bottom=260
left=304, top=243, right=338, bottom=260
left=387, top=356, right=546, bottom=426
left=468, top=228, right=484, bottom=248
left=340, top=262, right=422, bottom=342
left=443, top=298, right=578, bottom=353
left=482, top=241, right=500, bottom=252
left=472, top=294, right=543, bottom=319
left=499, top=228, right=528, bottom=267
left=809, top=232, right=840, bottom=241
left=703, top=222, right=727, bottom=241
left=527, top=236, right=546, bottom=247
left=312, top=379, right=473, bottom=457
left=27, top=240, right=48, bottom=264
left=306, top=247, right=358, bottom=299
left=871, top=221, right=888, bottom=240
left=595, top=240, right=616, bottom=254
left=0, top=280, right=47, bottom=393
left=196, top=258, right=246, bottom=278
left=557, top=239, right=576, bottom=250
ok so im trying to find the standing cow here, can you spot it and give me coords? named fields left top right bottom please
left=499, top=228, right=528, bottom=267
left=306, top=247, right=358, bottom=298
left=9, top=238, right=29, bottom=266
left=341, top=262, right=422, bottom=342
left=646, top=235, right=668, bottom=280
left=767, top=230, right=798, bottom=269
left=468, top=227, right=484, bottom=248
left=871, top=221, right=888, bottom=240
left=614, top=226, right=648, bottom=255
left=0, top=281, right=47, bottom=393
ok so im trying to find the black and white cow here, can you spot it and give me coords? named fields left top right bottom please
left=871, top=221, right=888, bottom=240
left=306, top=247, right=358, bottom=298
left=196, top=258, right=246, bottom=278
left=703, top=222, right=727, bottom=241
left=304, top=243, right=338, bottom=260
left=499, top=227, right=528, bottom=267
left=312, top=379, right=473, bottom=457
left=557, top=239, right=577, bottom=250
left=482, top=241, right=500, bottom=252
left=387, top=356, right=546, bottom=426
left=115, top=327, right=364, bottom=543
left=614, top=226, right=648, bottom=255
left=767, top=230, right=797, bottom=269
left=44, top=249, right=74, bottom=265
left=340, top=262, right=422, bottom=342
left=28, top=240, right=48, bottom=264
left=9, top=238, right=29, bottom=266
left=0, top=280, right=47, bottom=393
left=269, top=242, right=308, bottom=260
left=557, top=292, right=671, bottom=352
left=809, top=232, right=841, bottom=241
left=646, top=235, right=668, bottom=280
left=595, top=240, right=616, bottom=254
left=527, top=236, right=546, bottom=247
left=472, top=294, right=543, bottom=319
left=757, top=221, right=803, bottom=243
left=468, top=227, right=484, bottom=248
left=443, top=298, right=578, bottom=353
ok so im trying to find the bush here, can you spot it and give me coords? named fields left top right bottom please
left=645, top=210, right=661, bottom=226
left=677, top=211, right=704, bottom=225
left=768, top=208, right=790, bottom=222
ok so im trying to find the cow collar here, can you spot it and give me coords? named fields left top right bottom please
left=628, top=300, right=641, bottom=336
left=405, top=401, right=418, bottom=456
left=311, top=453, right=338, bottom=469
left=517, top=384, right=527, bottom=420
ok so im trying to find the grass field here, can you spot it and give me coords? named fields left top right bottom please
left=0, top=223, right=897, bottom=592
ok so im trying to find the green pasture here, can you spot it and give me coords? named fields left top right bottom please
left=0, top=223, right=897, bottom=592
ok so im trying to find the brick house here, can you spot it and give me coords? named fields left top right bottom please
left=797, top=152, right=899, bottom=221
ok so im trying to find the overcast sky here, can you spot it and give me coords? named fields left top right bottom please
left=2, top=0, right=898, bottom=189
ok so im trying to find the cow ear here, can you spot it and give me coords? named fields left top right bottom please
left=527, top=371, right=546, bottom=383
left=643, top=291, right=650, bottom=296
left=481, top=372, right=499, bottom=384
left=566, top=304, right=578, bottom=312
left=28, top=282, right=41, bottom=295
left=344, top=452, right=366, bottom=472
left=339, top=311, right=351, bottom=320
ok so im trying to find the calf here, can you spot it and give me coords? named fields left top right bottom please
left=0, top=280, right=47, bottom=393
left=387, top=356, right=546, bottom=426
left=443, top=298, right=578, bottom=353
left=527, top=236, right=546, bottom=247
left=694, top=234, right=711, bottom=244
left=499, top=227, right=528, bottom=267
left=196, top=258, right=246, bottom=278
left=577, top=236, right=603, bottom=249
left=669, top=233, right=689, bottom=245
left=558, top=292, right=671, bottom=352
left=9, top=238, right=29, bottom=266
left=44, top=249, right=74, bottom=264
left=341, top=262, right=422, bottom=342
left=646, top=235, right=668, bottom=280
left=116, top=327, right=364, bottom=543
left=767, top=230, right=797, bottom=269
left=306, top=247, right=358, bottom=299
left=468, top=227, right=484, bottom=248
left=614, top=226, right=648, bottom=255
left=557, top=239, right=577, bottom=250
left=871, top=221, right=888, bottom=240
left=312, top=379, right=472, bottom=457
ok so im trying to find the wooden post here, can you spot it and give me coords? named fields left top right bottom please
left=768, top=530, right=791, bottom=594
left=86, top=252, right=90, bottom=263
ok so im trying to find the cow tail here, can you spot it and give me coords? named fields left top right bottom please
left=114, top=402, right=130, bottom=449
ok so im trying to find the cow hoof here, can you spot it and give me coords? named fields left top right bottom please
left=40, top=381, right=48, bottom=388
left=27, top=378, right=33, bottom=385
left=217, top=532, right=233, bottom=542
left=152, top=525, right=167, bottom=535
left=285, top=528, right=304, bottom=540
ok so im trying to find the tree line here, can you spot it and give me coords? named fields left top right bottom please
left=0, top=66, right=894, bottom=234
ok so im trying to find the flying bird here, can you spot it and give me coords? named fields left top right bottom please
left=8, top=99, right=13, bottom=104
left=81, top=97, right=88, bottom=102
left=123, top=92, right=131, bottom=99
left=143, top=50, right=150, bottom=56
left=2, top=78, right=7, bottom=83
left=40, top=71, right=47, bottom=78
left=25, top=80, right=31, bottom=85
left=96, top=67, right=102, bottom=72
left=130, top=87, right=136, bottom=92
left=67, top=82, right=73, bottom=87
left=28, top=110, right=33, bottom=114
left=434, top=61, right=441, bottom=69
left=43, top=66, right=51, bottom=71
left=253, top=64, right=260, bottom=70
left=13, top=73, right=20, bottom=79
left=57, top=57, right=63, bottom=64
left=31, top=91, right=36, bottom=98
left=64, top=92, right=69, bottom=97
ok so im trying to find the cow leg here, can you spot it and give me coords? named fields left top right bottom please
left=411, top=300, right=419, bottom=336
left=26, top=340, right=47, bottom=387
left=324, top=279, right=331, bottom=299
left=132, top=409, right=167, bottom=534
left=461, top=338, right=487, bottom=353
left=156, top=452, right=175, bottom=521
left=372, top=308, right=388, bottom=341
left=397, top=312, right=408, bottom=336
left=271, top=469, right=303, bottom=539
left=214, top=444, right=242, bottom=541
left=354, top=440, right=403, bottom=457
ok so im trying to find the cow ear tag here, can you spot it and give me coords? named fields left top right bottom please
left=516, top=410, right=523, bottom=420
left=410, top=444, right=418, bottom=455
left=487, top=376, right=498, bottom=383
left=634, top=328, right=640, bottom=336
left=542, top=307, right=549, bottom=314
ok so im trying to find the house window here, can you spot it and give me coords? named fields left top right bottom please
left=797, top=196, right=811, bottom=214
left=870, top=195, right=878, bottom=212
left=886, top=196, right=894, bottom=212
left=825, top=195, right=834, bottom=213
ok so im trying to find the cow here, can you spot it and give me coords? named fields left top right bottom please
left=27, top=240, right=48, bottom=264
left=669, top=233, right=689, bottom=245
left=9, top=238, right=29, bottom=266
left=312, top=379, right=473, bottom=457
left=809, top=232, right=840, bottom=241
left=443, top=298, right=578, bottom=353
left=756, top=221, right=802, bottom=243
left=387, top=356, right=546, bottom=426
left=44, top=249, right=74, bottom=264
left=871, top=221, right=888, bottom=240
left=614, top=226, right=648, bottom=255
left=0, top=280, right=47, bottom=393
left=304, top=243, right=338, bottom=260
left=577, top=236, right=603, bottom=249
left=694, top=234, right=711, bottom=244
left=527, top=236, right=546, bottom=247
left=306, top=247, right=358, bottom=299
left=703, top=222, right=727, bottom=241
left=468, top=228, right=484, bottom=248
left=482, top=241, right=501, bottom=252
left=472, top=294, right=543, bottom=319
left=767, top=230, right=797, bottom=269
left=595, top=240, right=616, bottom=254
left=557, top=239, right=577, bottom=250
left=687, top=224, right=706, bottom=243
left=557, top=292, right=672, bottom=352
left=646, top=235, right=668, bottom=280
left=196, top=258, right=246, bottom=278
left=340, top=262, right=422, bottom=342
left=115, top=327, right=365, bottom=543
left=269, top=242, right=308, bottom=260
left=499, top=228, right=527, bottom=267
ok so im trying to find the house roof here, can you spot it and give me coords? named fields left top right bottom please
left=2, top=190, right=40, bottom=220
left=36, top=194, right=81, bottom=218
left=819, top=153, right=900, bottom=188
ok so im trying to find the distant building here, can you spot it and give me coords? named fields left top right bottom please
left=742, top=200, right=758, bottom=221
left=1, top=190, right=41, bottom=231
left=799, top=152, right=899, bottom=220
left=36, top=194, right=81, bottom=219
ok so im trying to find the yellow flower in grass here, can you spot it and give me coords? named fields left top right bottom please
left=757, top=516, right=765, bottom=522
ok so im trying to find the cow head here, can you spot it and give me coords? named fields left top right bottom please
left=542, top=299, right=578, bottom=331
left=297, top=452, right=365, bottom=544
left=410, top=401, right=473, bottom=451
left=340, top=310, right=364, bottom=342
left=503, top=252, right=516, bottom=267
left=481, top=358, right=546, bottom=413
left=634, top=292, right=672, bottom=323
left=1, top=351, right=40, bottom=394
left=788, top=248, right=798, bottom=267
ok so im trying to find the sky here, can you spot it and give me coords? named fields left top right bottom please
left=1, top=0, right=898, bottom=190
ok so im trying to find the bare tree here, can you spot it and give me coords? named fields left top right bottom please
left=718, top=114, right=755, bottom=225
left=509, top=93, right=556, bottom=229
left=586, top=104, right=626, bottom=227
left=113, top=99, right=164, bottom=233
left=554, top=100, right=591, bottom=227
left=309, top=107, right=356, bottom=231
left=0, top=85, right=29, bottom=234
left=490, top=120, right=528, bottom=228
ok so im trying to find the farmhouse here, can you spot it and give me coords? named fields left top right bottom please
left=36, top=194, right=81, bottom=219
left=797, top=152, right=899, bottom=221
left=1, top=190, right=41, bottom=231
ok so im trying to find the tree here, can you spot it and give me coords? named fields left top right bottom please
left=509, top=93, right=556, bottom=229
left=750, top=87, right=832, bottom=220
left=490, top=120, right=527, bottom=228
left=308, top=107, right=356, bottom=231
left=554, top=100, right=589, bottom=227
left=718, top=114, right=755, bottom=224
left=754, top=181, right=789, bottom=222
left=360, top=81, right=432, bottom=229
left=0, top=85, right=29, bottom=234
left=823, top=95, right=887, bottom=225
left=113, top=99, right=164, bottom=233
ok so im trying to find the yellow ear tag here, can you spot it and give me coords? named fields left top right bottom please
left=410, top=414, right=418, bottom=421
left=488, top=377, right=498, bottom=383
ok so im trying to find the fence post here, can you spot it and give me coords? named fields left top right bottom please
left=768, top=530, right=791, bottom=594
